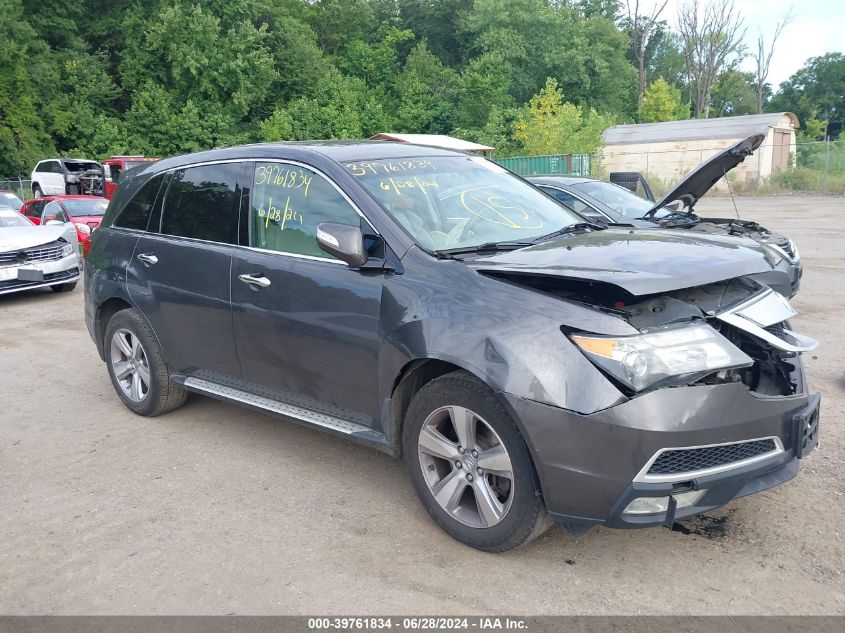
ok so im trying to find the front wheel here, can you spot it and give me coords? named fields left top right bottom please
left=32, top=184, right=43, bottom=198
left=403, top=371, right=552, bottom=552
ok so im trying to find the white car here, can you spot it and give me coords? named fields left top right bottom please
left=0, top=207, right=80, bottom=295
left=30, top=158, right=104, bottom=197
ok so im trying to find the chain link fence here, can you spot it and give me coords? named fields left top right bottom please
left=590, top=139, right=845, bottom=197
left=0, top=178, right=34, bottom=201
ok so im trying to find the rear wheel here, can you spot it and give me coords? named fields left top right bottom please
left=32, top=184, right=43, bottom=198
left=51, top=281, right=77, bottom=293
left=403, top=371, right=552, bottom=552
left=104, top=308, right=187, bottom=416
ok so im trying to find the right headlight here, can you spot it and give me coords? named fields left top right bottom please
left=569, top=323, right=753, bottom=392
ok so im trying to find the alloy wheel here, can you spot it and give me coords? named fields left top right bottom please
left=110, top=328, right=151, bottom=402
left=417, top=405, right=515, bottom=528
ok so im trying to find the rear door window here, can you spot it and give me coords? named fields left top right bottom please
left=160, top=163, right=243, bottom=244
left=249, top=162, right=361, bottom=259
left=114, top=173, right=166, bottom=231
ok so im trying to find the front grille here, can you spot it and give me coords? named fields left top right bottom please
left=647, top=439, right=778, bottom=475
left=0, top=240, right=66, bottom=266
left=764, top=321, right=788, bottom=342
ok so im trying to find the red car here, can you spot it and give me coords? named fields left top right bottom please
left=26, top=195, right=109, bottom=245
left=103, top=156, right=158, bottom=199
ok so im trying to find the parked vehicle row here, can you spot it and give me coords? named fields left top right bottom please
left=84, top=141, right=819, bottom=552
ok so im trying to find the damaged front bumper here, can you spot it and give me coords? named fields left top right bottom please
left=505, top=359, right=820, bottom=529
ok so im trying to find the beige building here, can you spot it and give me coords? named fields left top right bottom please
left=600, top=113, right=799, bottom=190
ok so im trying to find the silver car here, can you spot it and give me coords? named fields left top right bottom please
left=0, top=207, right=81, bottom=295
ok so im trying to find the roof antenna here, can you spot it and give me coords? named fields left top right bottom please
left=723, top=166, right=741, bottom=221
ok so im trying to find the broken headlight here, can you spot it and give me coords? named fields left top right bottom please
left=569, top=323, right=753, bottom=392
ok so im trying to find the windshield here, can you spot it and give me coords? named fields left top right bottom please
left=63, top=160, right=100, bottom=173
left=0, top=207, right=30, bottom=227
left=124, top=161, right=150, bottom=171
left=570, top=181, right=656, bottom=218
left=0, top=192, right=23, bottom=211
left=62, top=198, right=109, bottom=217
left=345, top=156, right=582, bottom=251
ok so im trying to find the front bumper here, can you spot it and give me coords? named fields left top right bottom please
left=505, top=363, right=819, bottom=528
left=0, top=253, right=80, bottom=296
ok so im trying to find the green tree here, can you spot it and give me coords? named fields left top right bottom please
left=398, top=0, right=472, bottom=65
left=395, top=41, right=458, bottom=133
left=710, top=69, right=757, bottom=117
left=639, top=77, right=689, bottom=122
left=260, top=68, right=390, bottom=141
left=454, top=53, right=513, bottom=130
left=120, top=2, right=278, bottom=123
left=770, top=53, right=845, bottom=138
left=0, top=0, right=54, bottom=176
left=514, top=78, right=613, bottom=155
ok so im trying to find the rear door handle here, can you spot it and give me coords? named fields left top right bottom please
left=137, top=253, right=158, bottom=265
left=238, top=273, right=271, bottom=289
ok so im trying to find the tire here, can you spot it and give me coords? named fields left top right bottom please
left=402, top=371, right=552, bottom=552
left=104, top=307, right=188, bottom=417
left=51, top=281, right=77, bottom=293
left=32, top=184, right=43, bottom=198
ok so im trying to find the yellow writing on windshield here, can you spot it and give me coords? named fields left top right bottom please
left=378, top=175, right=439, bottom=196
left=459, top=187, right=543, bottom=230
left=345, top=160, right=437, bottom=177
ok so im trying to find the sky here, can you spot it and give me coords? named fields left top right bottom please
left=659, top=0, right=845, bottom=89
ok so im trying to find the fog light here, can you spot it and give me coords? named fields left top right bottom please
left=623, top=490, right=706, bottom=515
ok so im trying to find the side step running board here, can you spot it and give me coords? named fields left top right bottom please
left=183, top=376, right=392, bottom=453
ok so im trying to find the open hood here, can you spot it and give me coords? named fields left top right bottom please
left=0, top=225, right=74, bottom=252
left=466, top=228, right=775, bottom=296
left=643, top=133, right=765, bottom=218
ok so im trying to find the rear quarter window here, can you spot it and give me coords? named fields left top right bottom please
left=113, top=173, right=167, bottom=231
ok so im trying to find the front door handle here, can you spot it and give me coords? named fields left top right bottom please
left=238, top=273, right=271, bottom=289
left=137, top=253, right=158, bottom=265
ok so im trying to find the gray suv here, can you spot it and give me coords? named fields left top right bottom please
left=84, top=142, right=820, bottom=551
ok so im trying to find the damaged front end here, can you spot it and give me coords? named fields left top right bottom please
left=486, top=271, right=815, bottom=399
left=481, top=269, right=820, bottom=528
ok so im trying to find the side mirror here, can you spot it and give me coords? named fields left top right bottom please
left=316, top=222, right=368, bottom=267
left=44, top=219, right=63, bottom=226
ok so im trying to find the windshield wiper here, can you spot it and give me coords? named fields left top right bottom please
left=434, top=241, right=534, bottom=258
left=530, top=221, right=605, bottom=244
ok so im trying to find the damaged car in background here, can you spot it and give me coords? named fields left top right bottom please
left=84, top=143, right=819, bottom=552
left=530, top=134, right=802, bottom=297
left=30, top=158, right=105, bottom=198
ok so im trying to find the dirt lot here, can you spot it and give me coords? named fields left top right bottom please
left=1, top=195, right=843, bottom=615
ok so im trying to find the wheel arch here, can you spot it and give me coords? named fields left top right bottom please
left=391, top=359, right=551, bottom=517
left=95, top=297, right=133, bottom=360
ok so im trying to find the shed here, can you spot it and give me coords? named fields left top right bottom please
left=368, top=133, right=495, bottom=156
left=600, top=113, right=799, bottom=190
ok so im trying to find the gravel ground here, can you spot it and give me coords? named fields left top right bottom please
left=1, top=195, right=843, bottom=615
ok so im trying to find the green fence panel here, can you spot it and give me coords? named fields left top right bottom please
left=495, top=154, right=591, bottom=177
